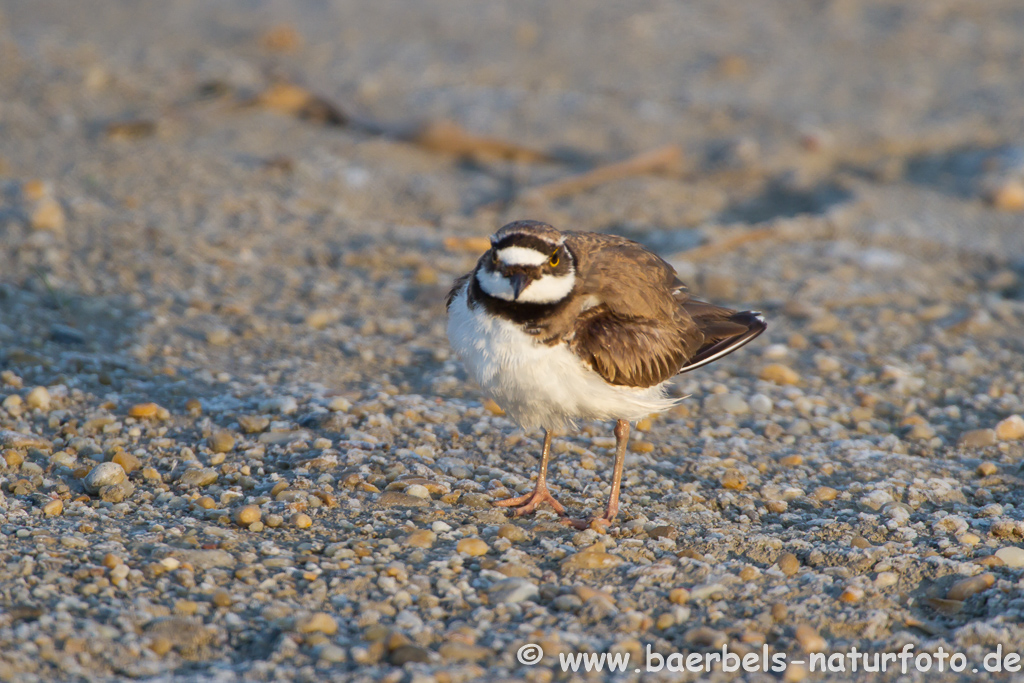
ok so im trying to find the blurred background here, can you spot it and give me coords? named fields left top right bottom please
left=3, top=3, right=1024, bottom=680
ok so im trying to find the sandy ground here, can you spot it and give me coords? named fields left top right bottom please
left=2, top=1, right=1024, bottom=681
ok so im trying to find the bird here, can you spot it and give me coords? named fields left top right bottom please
left=445, top=220, right=766, bottom=528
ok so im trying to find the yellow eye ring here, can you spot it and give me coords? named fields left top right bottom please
left=549, top=254, right=559, bottom=267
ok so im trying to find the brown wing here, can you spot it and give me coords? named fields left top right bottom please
left=569, top=305, right=704, bottom=387
left=570, top=301, right=766, bottom=387
left=563, top=229, right=766, bottom=386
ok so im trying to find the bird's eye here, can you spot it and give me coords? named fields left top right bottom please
left=549, top=253, right=559, bottom=267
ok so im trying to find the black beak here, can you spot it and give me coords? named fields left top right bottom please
left=509, top=272, right=529, bottom=300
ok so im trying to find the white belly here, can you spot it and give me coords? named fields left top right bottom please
left=446, top=287, right=678, bottom=430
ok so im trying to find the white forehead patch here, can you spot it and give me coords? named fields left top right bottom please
left=496, top=246, right=549, bottom=267
left=517, top=273, right=576, bottom=304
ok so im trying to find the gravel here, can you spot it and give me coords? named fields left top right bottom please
left=2, top=2, right=1024, bottom=682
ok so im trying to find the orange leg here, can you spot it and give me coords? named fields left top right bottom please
left=494, top=429, right=568, bottom=517
left=564, top=419, right=630, bottom=530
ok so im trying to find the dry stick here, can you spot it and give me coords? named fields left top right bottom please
left=521, top=144, right=683, bottom=202
left=407, top=120, right=550, bottom=163
left=675, top=226, right=777, bottom=261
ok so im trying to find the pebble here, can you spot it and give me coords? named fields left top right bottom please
left=25, top=386, right=51, bottom=411
left=234, top=506, right=261, bottom=527
left=0, top=430, right=52, bottom=450
left=995, top=415, right=1024, bottom=440
left=296, top=612, right=338, bottom=635
left=668, top=588, right=690, bottom=604
left=111, top=450, right=141, bottom=474
left=4, top=449, right=24, bottom=467
left=83, top=462, right=126, bottom=493
left=977, top=461, right=998, bottom=476
left=777, top=553, right=800, bottom=576
left=456, top=538, right=489, bottom=556
left=784, top=663, right=809, bottom=682
left=260, top=396, right=298, bottom=415
left=404, top=484, right=430, bottom=499
left=947, top=573, right=995, bottom=601
left=128, top=402, right=160, bottom=419
left=30, top=198, right=66, bottom=232
left=179, top=468, right=219, bottom=487
left=326, top=396, right=351, bottom=412
left=759, top=364, right=801, bottom=385
left=814, top=355, right=842, bottom=373
left=305, top=310, right=336, bottom=329
left=496, top=524, right=528, bottom=542
left=378, top=491, right=429, bottom=508
left=206, top=327, right=232, bottom=345
left=487, top=577, right=538, bottom=604
left=875, top=571, right=898, bottom=588
left=959, top=429, right=997, bottom=448
left=292, top=513, right=312, bottom=529
left=406, top=530, right=436, bottom=548
left=238, top=415, right=270, bottom=433
left=749, top=393, right=773, bottom=413
left=208, top=432, right=235, bottom=453
left=994, top=547, right=1024, bottom=568
left=100, top=481, right=134, bottom=503
left=839, top=586, right=864, bottom=603
left=720, top=469, right=747, bottom=490
left=706, top=393, right=749, bottom=415
left=795, top=624, right=826, bottom=652
left=989, top=180, right=1024, bottom=211
left=318, top=644, right=348, bottom=663
left=43, top=498, right=63, bottom=516
left=562, top=548, right=622, bottom=570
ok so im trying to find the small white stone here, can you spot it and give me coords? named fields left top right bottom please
left=83, top=462, right=126, bottom=493
left=259, top=396, right=298, bottom=415
left=750, top=394, right=773, bottom=414
left=995, top=546, right=1024, bottom=568
left=327, top=396, right=351, bottom=412
left=405, top=484, right=430, bottom=499
left=431, top=521, right=452, bottom=533
left=487, top=577, right=539, bottom=604
left=25, top=386, right=51, bottom=411
left=814, top=354, right=842, bottom=373
left=874, top=572, right=898, bottom=588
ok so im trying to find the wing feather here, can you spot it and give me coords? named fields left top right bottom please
left=569, top=302, right=766, bottom=388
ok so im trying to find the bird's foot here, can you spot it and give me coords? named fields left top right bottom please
left=493, top=482, right=567, bottom=517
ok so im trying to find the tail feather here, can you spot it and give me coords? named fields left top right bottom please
left=678, top=310, right=766, bottom=374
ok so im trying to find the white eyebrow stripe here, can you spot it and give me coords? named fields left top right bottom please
left=497, top=246, right=549, bottom=266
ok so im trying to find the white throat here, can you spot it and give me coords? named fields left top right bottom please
left=476, top=267, right=576, bottom=304
left=518, top=273, right=575, bottom=303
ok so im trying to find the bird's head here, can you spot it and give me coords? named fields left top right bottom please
left=475, top=221, right=577, bottom=304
